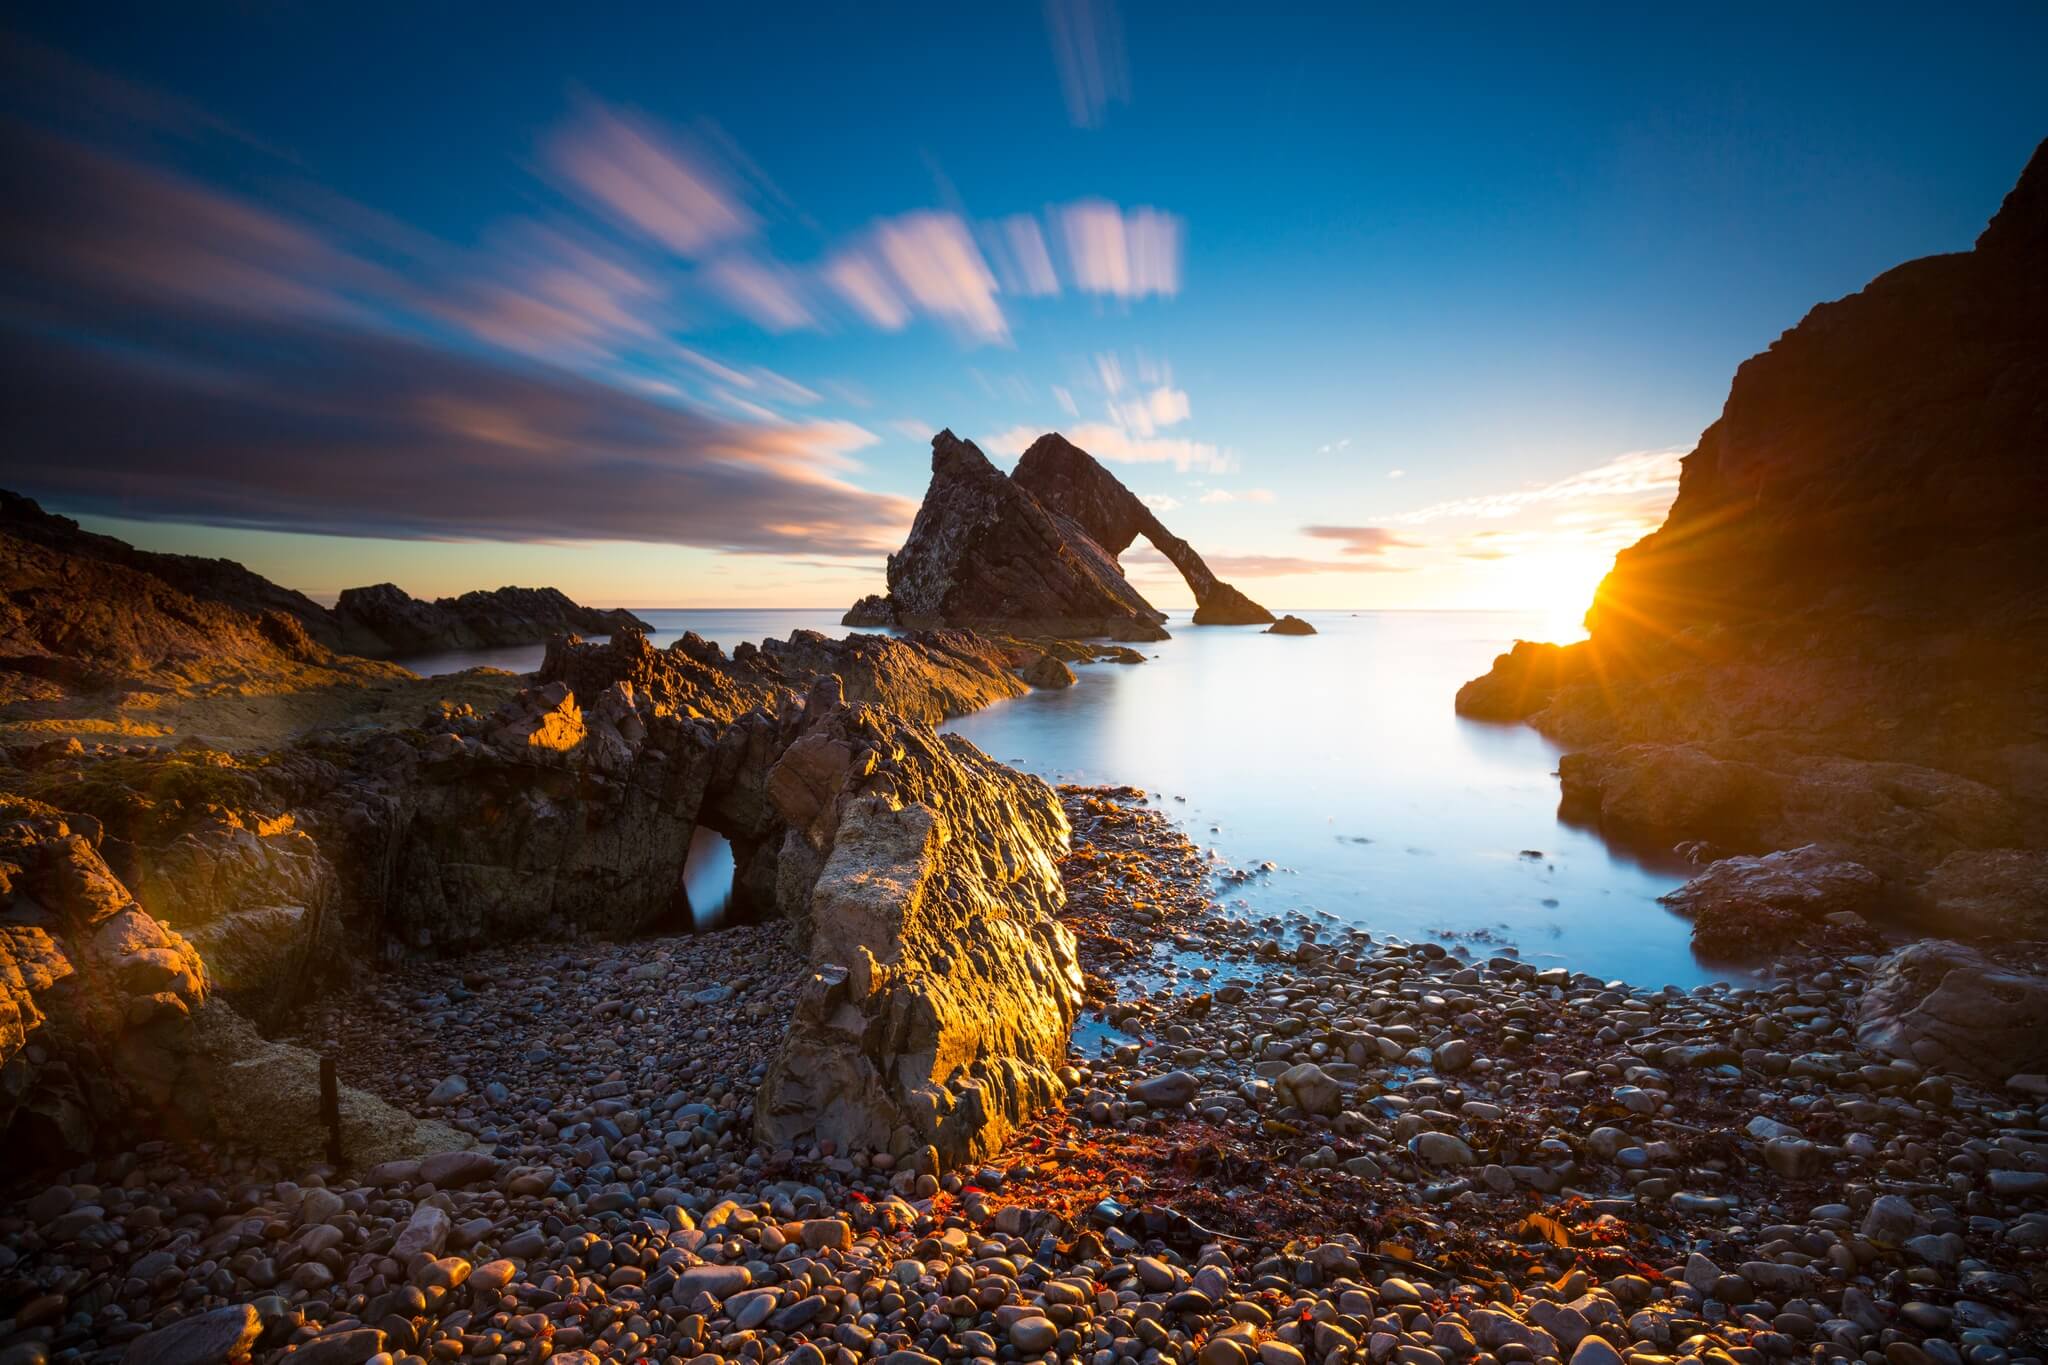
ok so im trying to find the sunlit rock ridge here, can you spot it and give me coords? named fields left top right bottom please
left=1460, top=135, right=2048, bottom=951
left=845, top=429, right=1273, bottom=638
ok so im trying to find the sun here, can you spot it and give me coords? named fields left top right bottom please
left=1511, top=547, right=1613, bottom=642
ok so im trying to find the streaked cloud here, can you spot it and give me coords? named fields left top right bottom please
left=546, top=99, right=754, bottom=257
left=1123, top=546, right=1405, bottom=577
left=1058, top=200, right=1182, bottom=298
left=822, top=250, right=911, bottom=329
left=1388, top=449, right=1683, bottom=525
left=1302, top=525, right=1420, bottom=557
left=1110, top=384, right=1191, bottom=437
left=0, top=123, right=911, bottom=557
left=1198, top=488, right=1275, bottom=504
left=1043, top=0, right=1130, bottom=129
left=704, top=253, right=816, bottom=331
left=988, top=214, right=1061, bottom=297
left=871, top=211, right=1007, bottom=343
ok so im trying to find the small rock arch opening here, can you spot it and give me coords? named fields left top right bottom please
left=679, top=826, right=740, bottom=932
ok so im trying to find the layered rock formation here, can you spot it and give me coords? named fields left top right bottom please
left=0, top=489, right=649, bottom=681
left=4, top=615, right=1087, bottom=1169
left=1459, top=137, right=2048, bottom=948
left=1010, top=432, right=1274, bottom=626
left=0, top=796, right=456, bottom=1164
left=755, top=682, right=1081, bottom=1165
left=845, top=430, right=1271, bottom=637
left=0, top=493, right=403, bottom=700
left=328, top=582, right=651, bottom=659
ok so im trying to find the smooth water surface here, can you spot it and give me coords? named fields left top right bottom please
left=398, top=608, right=1728, bottom=989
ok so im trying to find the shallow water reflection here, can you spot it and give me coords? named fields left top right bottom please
left=400, top=608, right=1734, bottom=989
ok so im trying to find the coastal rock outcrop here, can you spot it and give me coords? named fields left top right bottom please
left=756, top=688, right=1081, bottom=1166
left=0, top=493, right=402, bottom=700
left=1460, top=137, right=2048, bottom=943
left=1010, top=432, right=1273, bottom=626
left=1656, top=844, right=1881, bottom=957
left=1855, top=940, right=2048, bottom=1083
left=328, top=582, right=652, bottom=659
left=1264, top=615, right=1316, bottom=635
left=0, top=796, right=453, bottom=1165
left=0, top=489, right=646, bottom=674
left=845, top=429, right=1271, bottom=637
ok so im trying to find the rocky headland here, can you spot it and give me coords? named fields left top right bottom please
left=5, top=155, right=2048, bottom=1365
left=843, top=431, right=1272, bottom=639
left=1459, top=137, right=2048, bottom=956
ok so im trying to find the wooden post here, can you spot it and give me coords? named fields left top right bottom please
left=319, top=1054, right=343, bottom=1168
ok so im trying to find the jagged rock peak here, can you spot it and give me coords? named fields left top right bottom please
left=846, top=428, right=1271, bottom=636
left=1013, top=432, right=1274, bottom=625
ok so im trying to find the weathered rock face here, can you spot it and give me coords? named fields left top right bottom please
left=1915, top=847, right=2048, bottom=939
left=1010, top=432, right=1273, bottom=626
left=1656, top=844, right=1881, bottom=958
left=1460, top=139, right=2048, bottom=942
left=755, top=690, right=1081, bottom=1167
left=0, top=492, right=403, bottom=698
left=0, top=796, right=451, bottom=1165
left=1855, top=940, right=2048, bottom=1083
left=846, top=429, right=1272, bottom=637
left=0, top=488, right=649, bottom=687
left=856, top=431, right=1166, bottom=639
left=329, top=582, right=652, bottom=659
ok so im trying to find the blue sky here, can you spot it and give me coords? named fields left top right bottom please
left=2, top=4, right=2044, bottom=618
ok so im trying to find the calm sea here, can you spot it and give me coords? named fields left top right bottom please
left=396, top=608, right=1728, bottom=989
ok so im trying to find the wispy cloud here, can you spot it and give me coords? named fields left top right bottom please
left=871, top=211, right=1007, bottom=343
left=1123, top=546, right=1405, bottom=577
left=704, top=253, right=816, bottom=331
left=1109, top=384, right=1190, bottom=437
left=1302, top=525, right=1420, bottom=557
left=546, top=99, right=754, bottom=258
left=987, top=421, right=1223, bottom=473
left=1387, top=449, right=1683, bottom=525
left=1058, top=200, right=1182, bottom=298
left=1043, top=0, right=1130, bottom=129
left=822, top=249, right=911, bottom=329
left=1198, top=488, right=1275, bottom=504
left=987, top=214, right=1061, bottom=297
left=0, top=124, right=911, bottom=556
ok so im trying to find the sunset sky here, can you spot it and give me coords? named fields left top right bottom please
left=3, top=5, right=2045, bottom=617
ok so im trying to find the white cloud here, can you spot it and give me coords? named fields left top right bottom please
left=1387, top=448, right=1682, bottom=524
left=1058, top=200, right=1182, bottom=298
left=1109, top=384, right=1190, bottom=437
left=993, top=214, right=1060, bottom=296
left=863, top=211, right=1008, bottom=344
left=1059, top=420, right=1222, bottom=473
left=1389, top=469, right=1406, bottom=479
left=1052, top=384, right=1079, bottom=417
left=547, top=100, right=754, bottom=258
left=704, top=253, right=814, bottom=331
left=822, top=250, right=910, bottom=329
left=1198, top=487, right=1275, bottom=504
left=1141, top=492, right=1181, bottom=513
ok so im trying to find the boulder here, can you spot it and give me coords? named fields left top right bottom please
left=1021, top=653, right=1077, bottom=689
left=1263, top=615, right=1317, bottom=636
left=1658, top=844, right=1881, bottom=957
left=1916, top=848, right=2048, bottom=938
left=1855, top=940, right=2048, bottom=1082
